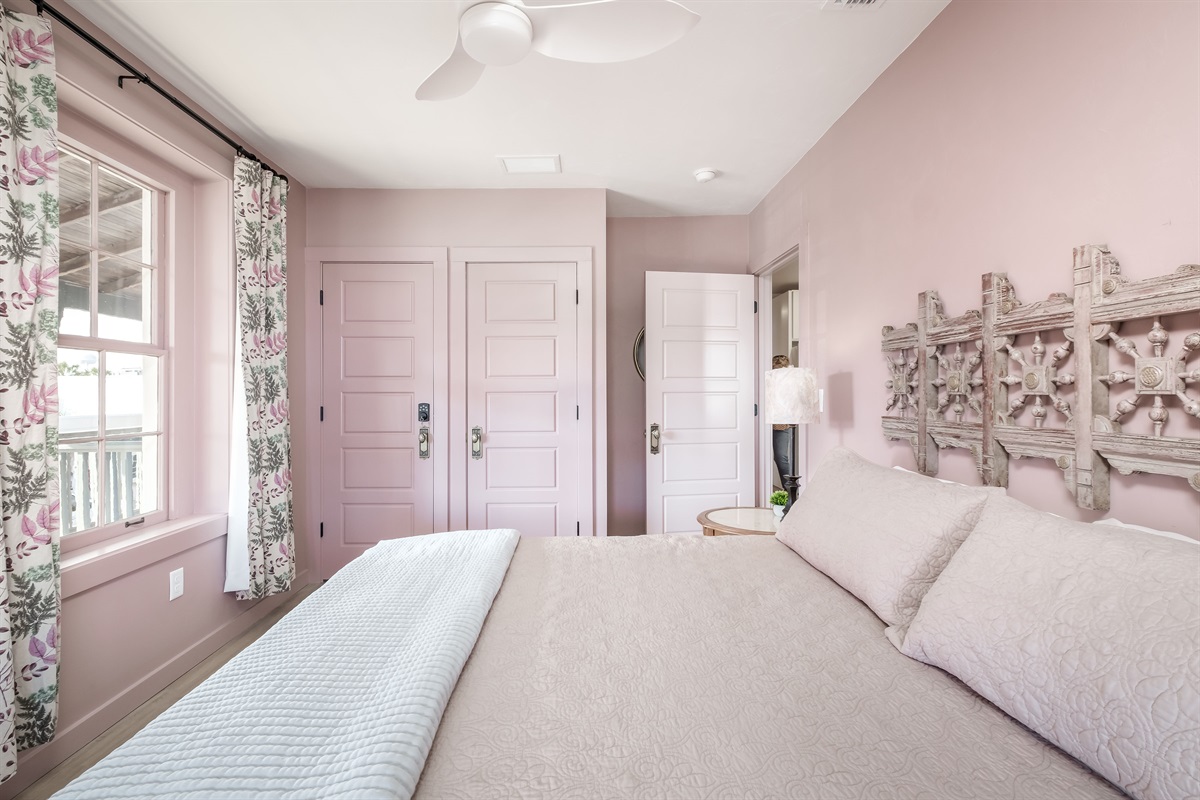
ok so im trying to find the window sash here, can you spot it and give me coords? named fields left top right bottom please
left=57, top=334, right=166, bottom=358
left=58, top=435, right=167, bottom=538
left=56, top=143, right=169, bottom=542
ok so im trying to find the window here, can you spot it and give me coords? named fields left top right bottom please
left=57, top=144, right=167, bottom=537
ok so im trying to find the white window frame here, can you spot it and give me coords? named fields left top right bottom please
left=56, top=136, right=170, bottom=550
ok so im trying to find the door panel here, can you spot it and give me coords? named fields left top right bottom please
left=664, top=392, right=739, bottom=429
left=466, top=262, right=578, bottom=537
left=342, top=337, right=414, bottom=377
left=322, top=262, right=437, bottom=577
left=646, top=271, right=756, bottom=535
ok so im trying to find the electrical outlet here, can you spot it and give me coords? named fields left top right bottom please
left=169, top=568, right=184, bottom=601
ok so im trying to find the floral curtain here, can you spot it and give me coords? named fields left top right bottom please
left=226, top=156, right=293, bottom=600
left=0, top=9, right=59, bottom=783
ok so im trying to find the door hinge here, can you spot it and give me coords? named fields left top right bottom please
left=319, top=289, right=324, bottom=305
left=576, top=521, right=580, bottom=536
left=753, top=300, right=758, bottom=313
left=576, top=405, right=580, bottom=420
left=320, top=406, right=324, bottom=421
left=319, top=522, right=324, bottom=539
left=576, top=289, right=579, bottom=305
left=754, top=403, right=758, bottom=416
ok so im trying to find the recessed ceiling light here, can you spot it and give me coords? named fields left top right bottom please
left=694, top=168, right=718, bottom=183
left=499, top=155, right=561, bottom=174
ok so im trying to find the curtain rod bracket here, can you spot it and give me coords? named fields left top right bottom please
left=117, top=74, right=146, bottom=89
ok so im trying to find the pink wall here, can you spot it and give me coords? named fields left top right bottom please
left=606, top=216, right=750, bottom=535
left=0, top=4, right=312, bottom=795
left=306, top=188, right=605, bottom=250
left=748, top=0, right=1200, bottom=534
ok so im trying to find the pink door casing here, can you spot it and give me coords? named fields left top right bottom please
left=645, top=271, right=757, bottom=535
left=464, top=261, right=579, bottom=536
left=320, top=261, right=445, bottom=577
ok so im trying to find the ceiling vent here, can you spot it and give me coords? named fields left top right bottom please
left=498, top=155, right=561, bottom=174
left=821, top=0, right=885, bottom=9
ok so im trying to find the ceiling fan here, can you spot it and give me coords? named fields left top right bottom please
left=416, top=0, right=701, bottom=101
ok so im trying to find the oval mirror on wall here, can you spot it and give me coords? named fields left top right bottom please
left=633, top=327, right=646, bottom=380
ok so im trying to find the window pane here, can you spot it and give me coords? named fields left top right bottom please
left=105, top=353, right=159, bottom=434
left=57, top=348, right=99, bottom=439
left=58, top=240, right=91, bottom=337
left=103, top=436, right=159, bottom=524
left=60, top=150, right=91, bottom=247
left=60, top=441, right=99, bottom=534
left=98, top=167, right=151, bottom=265
left=97, top=255, right=152, bottom=342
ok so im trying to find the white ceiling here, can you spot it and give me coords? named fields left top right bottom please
left=66, top=0, right=949, bottom=217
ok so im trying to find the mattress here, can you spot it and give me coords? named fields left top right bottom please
left=413, top=535, right=1126, bottom=800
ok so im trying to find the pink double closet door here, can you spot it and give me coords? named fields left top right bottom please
left=320, top=256, right=583, bottom=577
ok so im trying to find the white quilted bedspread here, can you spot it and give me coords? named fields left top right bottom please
left=53, top=528, right=520, bottom=800
left=414, top=535, right=1130, bottom=800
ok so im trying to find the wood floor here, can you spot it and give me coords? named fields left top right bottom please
left=15, top=584, right=320, bottom=800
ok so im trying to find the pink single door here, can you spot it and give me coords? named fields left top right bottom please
left=645, top=271, right=757, bottom=534
left=321, top=262, right=438, bottom=577
left=465, top=261, right=578, bottom=536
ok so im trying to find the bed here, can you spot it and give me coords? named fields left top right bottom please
left=414, top=535, right=1127, bottom=800
left=52, top=449, right=1198, bottom=800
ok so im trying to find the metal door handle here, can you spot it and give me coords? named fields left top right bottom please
left=649, top=423, right=660, bottom=455
left=471, top=426, right=483, bottom=460
left=418, top=427, right=430, bottom=460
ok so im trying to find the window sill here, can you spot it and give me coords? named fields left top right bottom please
left=61, top=514, right=228, bottom=599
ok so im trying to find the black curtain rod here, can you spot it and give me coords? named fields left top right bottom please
left=33, top=0, right=288, bottom=184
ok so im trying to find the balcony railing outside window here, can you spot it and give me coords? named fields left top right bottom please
left=60, top=438, right=154, bottom=532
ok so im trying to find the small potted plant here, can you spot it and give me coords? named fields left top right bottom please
left=769, top=490, right=789, bottom=519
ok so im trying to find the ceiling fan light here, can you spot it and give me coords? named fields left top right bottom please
left=460, top=2, right=534, bottom=66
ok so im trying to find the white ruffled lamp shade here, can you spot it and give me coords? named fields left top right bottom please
left=765, top=367, right=819, bottom=425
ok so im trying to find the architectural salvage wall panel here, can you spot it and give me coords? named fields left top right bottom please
left=881, top=244, right=1200, bottom=510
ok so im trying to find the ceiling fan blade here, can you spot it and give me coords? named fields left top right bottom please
left=525, top=0, right=700, bottom=64
left=515, top=0, right=596, bottom=6
left=416, top=35, right=486, bottom=101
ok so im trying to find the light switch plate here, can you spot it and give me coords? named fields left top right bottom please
left=169, top=568, right=184, bottom=601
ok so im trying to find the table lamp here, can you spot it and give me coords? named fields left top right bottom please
left=764, top=366, right=819, bottom=514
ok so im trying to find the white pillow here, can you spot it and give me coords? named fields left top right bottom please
left=777, top=447, right=994, bottom=643
left=1094, top=518, right=1198, bottom=544
left=902, top=494, right=1200, bottom=800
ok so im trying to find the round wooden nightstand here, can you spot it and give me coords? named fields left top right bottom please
left=697, top=507, right=780, bottom=536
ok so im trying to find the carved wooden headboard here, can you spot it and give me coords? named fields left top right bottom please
left=881, top=244, right=1200, bottom=509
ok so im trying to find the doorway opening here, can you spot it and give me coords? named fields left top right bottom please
left=753, top=246, right=804, bottom=504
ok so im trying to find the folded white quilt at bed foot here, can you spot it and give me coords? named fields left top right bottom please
left=53, top=529, right=520, bottom=800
